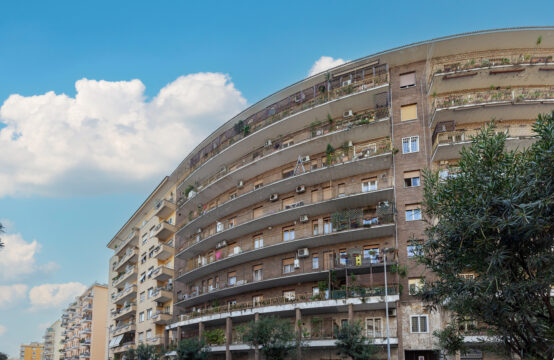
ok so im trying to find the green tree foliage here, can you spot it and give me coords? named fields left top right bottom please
left=135, top=344, right=158, bottom=360
left=241, top=316, right=299, bottom=360
left=334, top=321, right=377, bottom=360
left=175, top=338, right=208, bottom=360
left=420, top=113, right=554, bottom=359
left=124, top=348, right=136, bottom=360
left=0, top=352, right=8, bottom=360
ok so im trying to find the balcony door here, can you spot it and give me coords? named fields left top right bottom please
left=323, top=251, right=334, bottom=270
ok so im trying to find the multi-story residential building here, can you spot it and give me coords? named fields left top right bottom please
left=105, top=27, right=554, bottom=360
left=60, top=283, right=108, bottom=360
left=43, top=320, right=62, bottom=360
left=106, top=179, right=178, bottom=358
left=19, top=342, right=43, bottom=360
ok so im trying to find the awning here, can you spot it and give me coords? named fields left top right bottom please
left=109, top=335, right=123, bottom=348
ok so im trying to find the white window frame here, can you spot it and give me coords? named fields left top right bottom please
left=365, top=317, right=383, bottom=337
left=410, top=315, right=429, bottom=333
left=402, top=136, right=419, bottom=154
left=406, top=208, right=422, bottom=221
left=362, top=179, right=378, bottom=192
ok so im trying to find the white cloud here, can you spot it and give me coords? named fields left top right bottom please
left=0, top=284, right=27, bottom=308
left=308, top=56, right=348, bottom=76
left=0, top=73, right=247, bottom=197
left=0, top=232, right=58, bottom=281
left=28, top=282, right=86, bottom=310
left=0, top=324, right=6, bottom=336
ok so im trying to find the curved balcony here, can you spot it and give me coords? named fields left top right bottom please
left=154, top=199, right=176, bottom=219
left=170, top=288, right=399, bottom=328
left=177, top=223, right=395, bottom=284
left=151, top=266, right=173, bottom=282
left=112, top=266, right=137, bottom=289
left=177, top=71, right=389, bottom=199
left=151, top=285, right=173, bottom=303
left=430, top=87, right=554, bottom=128
left=153, top=221, right=177, bottom=242
left=112, top=284, right=137, bottom=305
left=112, top=303, right=136, bottom=321
left=113, top=343, right=136, bottom=354
left=112, top=323, right=136, bottom=337
left=152, top=241, right=174, bottom=261
left=177, top=186, right=394, bottom=261
left=152, top=311, right=172, bottom=325
left=113, top=249, right=138, bottom=272
left=432, top=124, right=536, bottom=161
left=178, top=137, right=392, bottom=241
left=114, top=229, right=139, bottom=257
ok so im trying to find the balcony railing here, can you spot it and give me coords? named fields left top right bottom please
left=177, top=107, right=390, bottom=215
left=180, top=286, right=398, bottom=321
left=112, top=265, right=137, bottom=287
left=114, top=228, right=139, bottom=256
left=113, top=248, right=138, bottom=271
left=111, top=284, right=137, bottom=302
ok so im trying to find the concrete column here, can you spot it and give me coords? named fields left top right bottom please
left=177, top=326, right=182, bottom=342
left=163, top=329, right=169, bottom=348
left=198, top=322, right=204, bottom=340
left=225, top=317, right=232, bottom=360
left=348, top=303, right=353, bottom=323
left=295, top=308, right=302, bottom=360
left=254, top=313, right=260, bottom=360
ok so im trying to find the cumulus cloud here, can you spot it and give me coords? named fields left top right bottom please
left=0, top=73, right=247, bottom=197
left=28, top=282, right=86, bottom=310
left=0, top=232, right=58, bottom=281
left=308, top=56, right=348, bottom=76
left=0, top=324, right=6, bottom=336
left=0, top=284, right=28, bottom=308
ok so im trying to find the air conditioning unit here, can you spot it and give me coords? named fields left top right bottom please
left=216, top=222, right=224, bottom=233
left=342, top=79, right=352, bottom=87
left=265, top=140, right=272, bottom=147
left=296, top=185, right=306, bottom=193
left=343, top=110, right=354, bottom=118
left=388, top=308, right=397, bottom=317
left=270, top=193, right=279, bottom=202
left=297, top=248, right=309, bottom=258
left=237, top=180, right=244, bottom=189
left=300, top=155, right=310, bottom=163
left=294, top=259, right=300, bottom=268
left=197, top=228, right=202, bottom=234
left=299, top=215, right=309, bottom=223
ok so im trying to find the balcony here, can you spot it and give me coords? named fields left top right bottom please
left=153, top=221, right=177, bottom=242
left=79, top=328, right=91, bottom=336
left=112, top=266, right=137, bottom=289
left=177, top=185, right=394, bottom=261
left=151, top=242, right=174, bottom=261
left=151, top=266, right=173, bottom=281
left=177, top=113, right=391, bottom=229
left=112, top=322, right=136, bottom=337
left=152, top=311, right=172, bottom=325
left=113, top=342, right=136, bottom=354
left=114, top=228, right=139, bottom=257
left=112, top=285, right=137, bottom=305
left=430, top=87, right=554, bottom=128
left=177, top=67, right=389, bottom=201
left=432, top=125, right=536, bottom=161
left=151, top=286, right=173, bottom=303
left=171, top=287, right=398, bottom=329
left=112, top=303, right=137, bottom=321
left=177, top=222, right=395, bottom=284
left=113, top=249, right=138, bottom=272
left=154, top=199, right=177, bottom=219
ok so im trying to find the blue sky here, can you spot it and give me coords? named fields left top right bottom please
left=0, top=0, right=553, bottom=357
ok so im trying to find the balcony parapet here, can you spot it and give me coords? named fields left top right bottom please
left=154, top=199, right=177, bottom=219
left=114, top=228, right=139, bottom=257
left=113, top=248, right=138, bottom=272
left=153, top=221, right=177, bottom=241
left=112, top=265, right=137, bottom=288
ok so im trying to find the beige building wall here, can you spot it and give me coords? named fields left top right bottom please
left=90, top=284, right=108, bottom=360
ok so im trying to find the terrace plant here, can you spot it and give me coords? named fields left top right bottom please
left=334, top=321, right=378, bottom=360
left=175, top=338, right=208, bottom=360
left=242, top=316, right=301, bottom=360
left=204, top=328, right=225, bottom=345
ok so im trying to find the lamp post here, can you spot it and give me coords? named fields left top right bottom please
left=383, top=248, right=392, bottom=360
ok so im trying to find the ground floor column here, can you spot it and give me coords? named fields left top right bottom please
left=348, top=303, right=353, bottom=323
left=295, top=308, right=302, bottom=360
left=198, top=322, right=204, bottom=340
left=163, top=329, right=169, bottom=348
left=225, top=317, right=232, bottom=360
left=254, top=313, right=260, bottom=360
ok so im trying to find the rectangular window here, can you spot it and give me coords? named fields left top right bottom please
left=399, top=72, right=416, bottom=89
left=407, top=240, right=422, bottom=258
left=322, top=186, right=332, bottom=200
left=253, top=264, right=263, bottom=281
left=339, top=249, right=347, bottom=265
left=282, top=167, right=295, bottom=179
left=228, top=217, right=236, bottom=229
left=138, top=332, right=144, bottom=341
left=228, top=271, right=237, bottom=286
left=139, top=312, right=144, bottom=322
left=410, top=315, right=429, bottom=333
left=363, top=246, right=380, bottom=264
left=139, top=291, right=145, bottom=302
left=140, top=272, right=146, bottom=283
left=362, top=178, right=378, bottom=192
left=283, top=290, right=296, bottom=301
left=312, top=286, right=320, bottom=296
left=283, top=226, right=295, bottom=241
left=402, top=136, right=419, bottom=154
left=253, top=206, right=263, bottom=219
left=404, top=170, right=421, bottom=187
left=147, top=287, right=153, bottom=298
left=311, top=189, right=319, bottom=203
left=282, top=139, right=294, bottom=148
left=283, top=258, right=295, bottom=274
left=312, top=220, right=319, bottom=235
left=229, top=192, right=237, bottom=200
left=146, top=308, right=152, bottom=320
left=366, top=318, right=382, bottom=337
left=312, top=253, right=319, bottom=269
left=409, top=278, right=424, bottom=295
left=146, top=329, right=152, bottom=339
left=311, top=159, right=318, bottom=170
left=406, top=204, right=422, bottom=221
left=253, top=235, right=263, bottom=249
left=323, top=218, right=333, bottom=234
left=252, top=295, right=263, bottom=306
left=401, top=104, right=418, bottom=121
left=141, top=233, right=148, bottom=244
left=459, top=273, right=475, bottom=281
left=337, top=183, right=346, bottom=197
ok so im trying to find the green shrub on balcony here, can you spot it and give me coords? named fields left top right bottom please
left=204, top=328, right=225, bottom=345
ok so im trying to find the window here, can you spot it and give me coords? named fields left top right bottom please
left=407, top=241, right=423, bottom=258
left=146, top=308, right=152, bottom=320
left=312, top=254, right=319, bottom=269
left=146, top=329, right=152, bottom=339
left=253, top=265, right=263, bottom=281
left=282, top=139, right=294, bottom=149
left=228, top=217, right=236, bottom=229
left=311, top=189, right=319, bottom=203
left=141, top=233, right=148, bottom=244
left=147, top=266, right=154, bottom=278
left=410, top=315, right=429, bottom=333
left=140, top=272, right=146, bottom=283
left=139, top=292, right=145, bottom=302
left=228, top=271, right=237, bottom=286
left=312, top=287, right=320, bottom=296
left=366, top=318, right=382, bottom=337
left=282, top=196, right=295, bottom=209
left=149, top=226, right=155, bottom=238
left=227, top=299, right=237, bottom=306
left=312, top=220, right=319, bottom=235
left=458, top=317, right=478, bottom=333
left=363, top=246, right=380, bottom=264
left=322, top=186, right=332, bottom=200
left=253, top=206, right=263, bottom=219
left=409, top=278, right=424, bottom=295
left=147, top=287, right=153, bottom=298
left=339, top=249, right=347, bottom=265
left=283, top=226, right=295, bottom=241
left=406, top=204, right=422, bottom=221
left=229, top=243, right=241, bottom=255
left=311, top=159, right=318, bottom=170
left=282, top=167, right=294, bottom=178
left=283, top=290, right=296, bottom=301
left=323, top=218, right=333, bottom=234
left=362, top=178, right=378, bottom=192
left=253, top=180, right=263, bottom=190
left=138, top=332, right=144, bottom=341
left=400, top=72, right=416, bottom=89
left=229, top=192, right=237, bottom=200
left=402, top=136, right=419, bottom=153
left=283, top=258, right=295, bottom=274
left=140, top=253, right=147, bottom=264
left=252, top=295, right=263, bottom=306
left=404, top=170, right=421, bottom=187
left=148, top=246, right=155, bottom=258
left=337, top=183, right=346, bottom=197
left=401, top=104, right=418, bottom=121
left=253, top=235, right=263, bottom=249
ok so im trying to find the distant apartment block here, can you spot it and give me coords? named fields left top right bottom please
left=43, top=320, right=62, bottom=360
left=19, top=342, right=43, bottom=360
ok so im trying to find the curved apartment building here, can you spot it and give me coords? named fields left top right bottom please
left=106, top=27, right=554, bottom=360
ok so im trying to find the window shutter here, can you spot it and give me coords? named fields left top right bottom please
left=283, top=258, right=294, bottom=266
left=405, top=203, right=421, bottom=211
left=253, top=264, right=263, bottom=271
left=323, top=187, right=332, bottom=200
left=253, top=206, right=263, bottom=218
left=401, top=104, right=418, bottom=121
left=282, top=197, right=295, bottom=208
left=404, top=170, right=420, bottom=179
left=400, top=72, right=416, bottom=88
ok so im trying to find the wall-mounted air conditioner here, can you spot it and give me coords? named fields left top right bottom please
left=343, top=110, right=353, bottom=118
left=270, top=193, right=279, bottom=202
left=297, top=248, right=309, bottom=258
left=296, top=185, right=306, bottom=193
left=237, top=180, right=244, bottom=189
left=300, top=155, right=310, bottom=163
left=299, top=215, right=309, bottom=223
left=197, top=228, right=202, bottom=234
